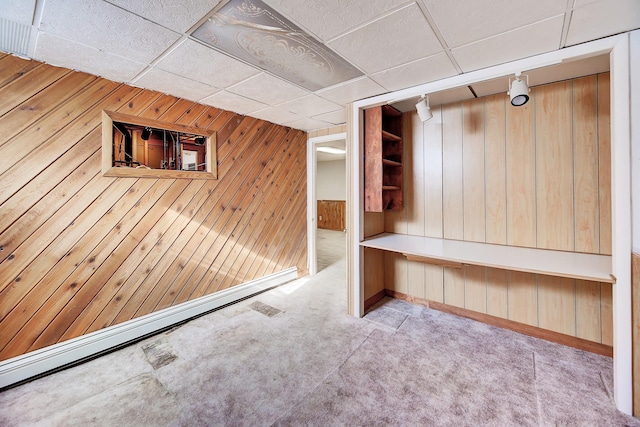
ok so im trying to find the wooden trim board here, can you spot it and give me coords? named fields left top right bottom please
left=386, top=290, right=613, bottom=357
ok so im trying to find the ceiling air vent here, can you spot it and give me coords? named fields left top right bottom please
left=0, top=17, right=31, bottom=57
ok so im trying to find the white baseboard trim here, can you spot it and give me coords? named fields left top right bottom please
left=0, top=267, right=298, bottom=389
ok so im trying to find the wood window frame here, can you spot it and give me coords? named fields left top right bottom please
left=101, top=110, right=217, bottom=179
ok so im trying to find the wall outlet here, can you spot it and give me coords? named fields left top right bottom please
left=319, top=215, right=322, bottom=220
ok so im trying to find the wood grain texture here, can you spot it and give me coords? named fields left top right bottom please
left=597, top=73, right=612, bottom=255
left=317, top=200, right=346, bottom=231
left=462, top=98, right=485, bottom=242
left=484, top=94, right=507, bottom=245
left=537, top=275, right=576, bottom=336
left=535, top=81, right=574, bottom=251
left=0, top=57, right=307, bottom=361
left=364, top=107, right=383, bottom=212
left=442, top=103, right=464, bottom=240
left=376, top=74, right=611, bottom=345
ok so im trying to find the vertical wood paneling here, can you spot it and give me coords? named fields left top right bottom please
left=384, top=251, right=407, bottom=294
left=317, top=200, right=346, bottom=230
left=405, top=112, right=426, bottom=298
left=484, top=94, right=507, bottom=245
left=465, top=265, right=486, bottom=313
left=444, top=267, right=465, bottom=308
left=462, top=98, right=485, bottom=242
left=424, top=107, right=443, bottom=238
left=486, top=268, right=508, bottom=318
left=0, top=58, right=307, bottom=361
left=575, top=280, right=602, bottom=342
left=364, top=248, right=385, bottom=300
left=507, top=271, right=537, bottom=325
left=375, top=73, right=611, bottom=345
left=597, top=73, right=612, bottom=255
left=537, top=275, right=576, bottom=336
left=573, top=75, right=599, bottom=253
left=535, top=81, right=574, bottom=251
left=506, top=96, right=536, bottom=247
left=442, top=103, right=464, bottom=240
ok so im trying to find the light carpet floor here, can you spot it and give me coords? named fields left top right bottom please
left=1, top=229, right=638, bottom=426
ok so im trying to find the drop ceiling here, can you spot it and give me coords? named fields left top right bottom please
left=1, top=0, right=638, bottom=131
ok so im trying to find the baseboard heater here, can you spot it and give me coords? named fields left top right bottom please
left=0, top=267, right=298, bottom=389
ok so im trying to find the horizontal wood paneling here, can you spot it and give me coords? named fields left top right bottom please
left=0, top=56, right=307, bottom=361
left=380, top=74, right=612, bottom=344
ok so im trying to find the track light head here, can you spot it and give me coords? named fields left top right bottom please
left=140, top=126, right=152, bottom=140
left=416, top=95, right=432, bottom=122
left=508, top=73, right=530, bottom=107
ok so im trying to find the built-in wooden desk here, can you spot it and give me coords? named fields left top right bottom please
left=360, top=233, right=614, bottom=283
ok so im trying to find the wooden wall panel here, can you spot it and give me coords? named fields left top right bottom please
left=535, top=81, right=574, bottom=251
left=317, top=200, right=346, bottom=231
left=442, top=103, right=464, bottom=240
left=376, top=74, right=612, bottom=344
left=0, top=57, right=307, bottom=361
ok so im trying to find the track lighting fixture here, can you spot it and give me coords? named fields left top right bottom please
left=415, top=95, right=432, bottom=122
left=140, top=126, right=152, bottom=140
left=508, top=73, right=530, bottom=106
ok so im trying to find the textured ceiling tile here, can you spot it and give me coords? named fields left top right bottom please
left=226, top=73, right=310, bottom=106
left=452, top=16, right=564, bottom=73
left=0, top=0, right=36, bottom=24
left=155, top=39, right=260, bottom=89
left=200, top=90, right=267, bottom=115
left=263, top=0, right=407, bottom=41
left=313, top=109, right=346, bottom=125
left=250, top=107, right=301, bottom=124
left=284, top=117, right=334, bottom=131
left=39, top=0, right=180, bottom=64
left=35, top=32, right=147, bottom=82
left=316, top=77, right=387, bottom=105
left=371, top=53, right=459, bottom=92
left=278, top=94, right=342, bottom=117
left=328, top=4, right=442, bottom=74
left=106, top=0, right=220, bottom=33
left=566, top=0, right=640, bottom=46
left=423, top=0, right=567, bottom=48
left=133, top=67, right=219, bottom=101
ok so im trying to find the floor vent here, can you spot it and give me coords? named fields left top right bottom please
left=0, top=17, right=31, bottom=57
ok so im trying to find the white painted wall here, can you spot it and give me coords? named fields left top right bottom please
left=317, top=160, right=346, bottom=200
left=631, top=31, right=640, bottom=254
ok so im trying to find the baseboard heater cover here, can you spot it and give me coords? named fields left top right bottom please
left=0, top=267, right=298, bottom=389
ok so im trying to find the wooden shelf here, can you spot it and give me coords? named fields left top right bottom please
left=360, top=233, right=614, bottom=283
left=382, top=130, right=401, bottom=142
left=382, top=159, right=402, bottom=167
left=382, top=186, right=400, bottom=190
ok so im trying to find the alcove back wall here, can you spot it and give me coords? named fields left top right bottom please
left=0, top=54, right=307, bottom=361
left=365, top=73, right=612, bottom=345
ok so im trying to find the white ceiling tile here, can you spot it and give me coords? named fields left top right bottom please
left=263, top=0, right=407, bottom=41
left=133, top=67, right=219, bottom=101
left=328, top=4, right=442, bottom=74
left=39, top=0, right=180, bottom=64
left=200, top=91, right=268, bottom=115
left=566, top=0, right=640, bottom=46
left=313, top=109, right=346, bottom=125
left=371, top=53, right=459, bottom=92
left=35, top=32, right=147, bottom=82
left=278, top=94, right=342, bottom=117
left=226, top=73, right=310, bottom=106
left=452, top=16, right=564, bottom=73
left=155, top=39, right=260, bottom=89
left=106, top=0, right=220, bottom=33
left=0, top=0, right=36, bottom=24
left=316, top=77, right=386, bottom=105
left=422, top=0, right=567, bottom=48
left=284, top=117, right=334, bottom=131
left=250, top=107, right=301, bottom=125
left=391, top=86, right=475, bottom=112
